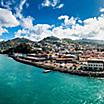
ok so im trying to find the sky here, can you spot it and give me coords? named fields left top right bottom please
left=0, top=0, right=104, bottom=41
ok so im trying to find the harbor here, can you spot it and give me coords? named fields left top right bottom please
left=1, top=36, right=104, bottom=78
left=1, top=55, right=104, bottom=104
left=11, top=54, right=104, bottom=77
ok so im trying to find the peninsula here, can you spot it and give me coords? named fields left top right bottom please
left=1, top=36, right=104, bottom=77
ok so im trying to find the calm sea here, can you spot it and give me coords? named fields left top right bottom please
left=0, top=55, right=104, bottom=104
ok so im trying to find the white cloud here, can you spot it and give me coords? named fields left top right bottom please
left=56, top=14, right=104, bottom=40
left=0, top=0, right=15, bottom=10
left=0, top=3, right=19, bottom=38
left=0, top=27, right=8, bottom=41
left=0, top=0, right=28, bottom=20
left=58, top=15, right=69, bottom=20
left=58, top=15, right=76, bottom=26
left=15, top=0, right=27, bottom=19
left=51, top=0, right=60, bottom=7
left=0, top=27, right=8, bottom=36
left=14, top=0, right=35, bottom=30
left=21, top=14, right=104, bottom=41
left=100, top=8, right=104, bottom=13
left=56, top=3, right=64, bottom=9
left=0, top=0, right=35, bottom=40
left=26, top=3, right=29, bottom=8
left=41, top=0, right=51, bottom=7
left=0, top=8, right=19, bottom=27
left=21, top=16, right=34, bottom=29
left=15, top=24, right=53, bottom=41
left=3, top=0, right=104, bottom=41
left=41, top=0, right=64, bottom=9
left=78, top=20, right=83, bottom=24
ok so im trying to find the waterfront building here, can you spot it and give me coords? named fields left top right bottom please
left=55, top=58, right=73, bottom=64
left=82, top=59, right=104, bottom=71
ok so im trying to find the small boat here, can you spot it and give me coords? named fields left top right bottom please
left=43, top=70, right=51, bottom=73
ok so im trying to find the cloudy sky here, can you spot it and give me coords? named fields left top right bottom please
left=0, top=0, right=104, bottom=41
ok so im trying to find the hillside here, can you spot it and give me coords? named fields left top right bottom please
left=0, top=38, right=34, bottom=50
left=0, top=36, right=104, bottom=54
left=62, top=38, right=77, bottom=44
left=39, top=36, right=62, bottom=44
left=77, top=39, right=104, bottom=45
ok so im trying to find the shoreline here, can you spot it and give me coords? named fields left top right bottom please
left=11, top=56, right=104, bottom=77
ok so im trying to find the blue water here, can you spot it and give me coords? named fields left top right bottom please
left=0, top=55, right=104, bottom=104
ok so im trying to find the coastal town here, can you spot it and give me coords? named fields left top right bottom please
left=1, top=36, right=104, bottom=77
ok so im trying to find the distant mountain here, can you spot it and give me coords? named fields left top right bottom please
left=60, top=38, right=104, bottom=45
left=62, top=38, right=77, bottom=44
left=77, top=38, right=104, bottom=45
left=0, top=38, right=34, bottom=50
left=39, top=36, right=62, bottom=44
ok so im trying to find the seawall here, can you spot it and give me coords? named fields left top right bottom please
left=11, top=56, right=104, bottom=77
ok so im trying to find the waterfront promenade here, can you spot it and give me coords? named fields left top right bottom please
left=12, top=56, right=104, bottom=77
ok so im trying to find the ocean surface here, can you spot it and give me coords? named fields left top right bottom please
left=0, top=55, right=104, bottom=104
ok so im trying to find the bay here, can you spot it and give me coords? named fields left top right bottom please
left=0, top=55, right=104, bottom=104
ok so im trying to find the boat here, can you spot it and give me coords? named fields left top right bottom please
left=43, top=70, right=51, bottom=73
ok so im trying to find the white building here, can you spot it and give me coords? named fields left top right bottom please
left=82, top=59, right=104, bottom=71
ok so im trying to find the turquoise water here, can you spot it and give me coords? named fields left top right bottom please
left=0, top=55, right=104, bottom=104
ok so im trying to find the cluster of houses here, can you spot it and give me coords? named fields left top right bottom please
left=14, top=48, right=104, bottom=72
left=13, top=37, right=104, bottom=72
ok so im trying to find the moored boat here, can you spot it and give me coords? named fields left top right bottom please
left=43, top=70, right=51, bottom=73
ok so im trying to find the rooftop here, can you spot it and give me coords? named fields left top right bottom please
left=87, top=58, right=104, bottom=63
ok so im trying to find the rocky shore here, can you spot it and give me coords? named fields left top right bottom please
left=11, top=55, right=104, bottom=77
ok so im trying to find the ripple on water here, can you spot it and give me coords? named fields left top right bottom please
left=0, top=55, right=104, bottom=104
